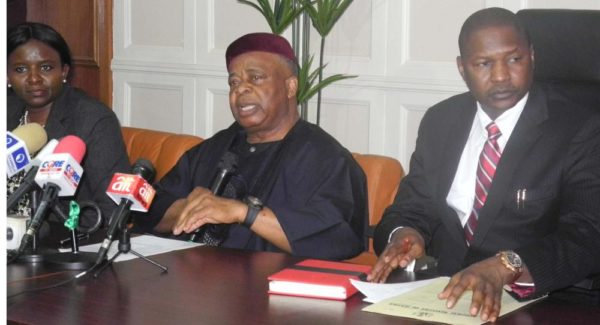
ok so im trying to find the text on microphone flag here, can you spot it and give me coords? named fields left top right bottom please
left=35, top=153, right=84, bottom=196
left=107, top=173, right=156, bottom=212
left=64, top=164, right=82, bottom=185
left=138, top=182, right=155, bottom=207
left=39, top=159, right=65, bottom=171
left=39, top=160, right=83, bottom=184
left=110, top=174, right=136, bottom=192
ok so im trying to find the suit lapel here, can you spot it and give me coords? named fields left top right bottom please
left=436, top=97, right=477, bottom=240
left=472, top=86, right=549, bottom=246
left=44, top=86, right=71, bottom=138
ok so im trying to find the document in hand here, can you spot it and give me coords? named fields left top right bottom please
left=268, top=259, right=371, bottom=300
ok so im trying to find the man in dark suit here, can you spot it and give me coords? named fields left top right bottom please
left=368, top=7, right=600, bottom=322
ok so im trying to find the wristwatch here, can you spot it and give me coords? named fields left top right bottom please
left=497, top=250, right=523, bottom=282
left=243, top=196, right=263, bottom=228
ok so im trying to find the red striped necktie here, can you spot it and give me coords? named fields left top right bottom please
left=464, top=122, right=502, bottom=245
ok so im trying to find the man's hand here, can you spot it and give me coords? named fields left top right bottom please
left=367, top=227, right=425, bottom=283
left=172, top=187, right=246, bottom=235
left=437, top=255, right=517, bottom=323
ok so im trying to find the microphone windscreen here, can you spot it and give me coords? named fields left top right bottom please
left=218, top=151, right=238, bottom=171
left=54, top=135, right=87, bottom=163
left=12, top=123, right=48, bottom=153
left=132, top=158, right=156, bottom=183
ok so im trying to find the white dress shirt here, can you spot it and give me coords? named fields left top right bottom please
left=388, top=94, right=529, bottom=244
left=446, top=94, right=528, bottom=226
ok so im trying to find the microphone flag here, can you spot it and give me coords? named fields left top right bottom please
left=106, top=173, right=156, bottom=212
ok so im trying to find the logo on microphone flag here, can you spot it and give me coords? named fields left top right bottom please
left=109, top=174, right=135, bottom=192
left=6, top=132, right=32, bottom=176
left=7, top=133, right=18, bottom=148
left=138, top=182, right=156, bottom=208
left=35, top=153, right=84, bottom=196
left=107, top=173, right=156, bottom=212
left=8, top=147, right=30, bottom=173
left=64, top=164, right=82, bottom=187
left=39, top=160, right=65, bottom=172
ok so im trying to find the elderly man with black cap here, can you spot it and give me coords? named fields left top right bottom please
left=133, top=33, right=368, bottom=260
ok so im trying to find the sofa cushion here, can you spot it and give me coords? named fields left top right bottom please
left=121, top=127, right=203, bottom=181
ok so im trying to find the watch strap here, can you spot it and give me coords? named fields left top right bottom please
left=243, top=204, right=260, bottom=228
left=497, top=251, right=523, bottom=282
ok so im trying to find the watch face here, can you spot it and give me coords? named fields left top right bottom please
left=246, top=196, right=263, bottom=208
left=506, top=251, right=522, bottom=267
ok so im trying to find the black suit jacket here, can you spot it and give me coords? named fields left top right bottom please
left=374, top=84, right=600, bottom=296
left=7, top=85, right=131, bottom=234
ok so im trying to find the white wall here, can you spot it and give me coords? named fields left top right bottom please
left=112, top=0, right=600, bottom=171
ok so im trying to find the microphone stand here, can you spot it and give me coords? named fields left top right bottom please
left=43, top=230, right=98, bottom=270
left=94, top=218, right=167, bottom=278
left=43, top=201, right=105, bottom=270
left=16, top=189, right=58, bottom=263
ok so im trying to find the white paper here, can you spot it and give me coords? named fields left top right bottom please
left=362, top=277, right=544, bottom=325
left=60, top=235, right=203, bottom=262
left=350, top=277, right=439, bottom=303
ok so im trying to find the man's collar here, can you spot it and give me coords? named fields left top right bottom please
left=476, top=93, right=529, bottom=136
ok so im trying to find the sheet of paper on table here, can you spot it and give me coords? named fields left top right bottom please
left=361, top=277, right=543, bottom=325
left=350, top=277, right=438, bottom=303
left=60, top=234, right=203, bottom=263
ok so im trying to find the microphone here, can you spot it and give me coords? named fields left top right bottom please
left=17, top=135, right=86, bottom=253
left=7, top=214, right=29, bottom=250
left=96, top=159, right=157, bottom=265
left=6, top=123, right=47, bottom=177
left=188, top=151, right=238, bottom=242
left=7, top=139, right=59, bottom=211
left=209, top=152, right=238, bottom=195
left=34, top=135, right=86, bottom=197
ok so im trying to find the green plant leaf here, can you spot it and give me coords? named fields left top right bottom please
left=299, top=74, right=356, bottom=104
left=238, top=0, right=305, bottom=34
left=296, top=55, right=315, bottom=102
left=299, top=0, right=353, bottom=37
left=296, top=55, right=356, bottom=104
left=238, top=0, right=356, bottom=124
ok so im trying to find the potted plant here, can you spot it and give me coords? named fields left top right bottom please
left=238, top=0, right=355, bottom=125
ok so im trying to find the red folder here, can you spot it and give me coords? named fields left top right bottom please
left=268, top=259, right=371, bottom=300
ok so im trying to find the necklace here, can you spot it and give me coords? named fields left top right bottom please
left=20, top=109, right=46, bottom=127
left=19, top=110, right=28, bottom=126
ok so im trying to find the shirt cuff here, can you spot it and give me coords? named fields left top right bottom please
left=388, top=226, right=404, bottom=243
left=386, top=226, right=415, bottom=272
left=504, top=282, right=536, bottom=300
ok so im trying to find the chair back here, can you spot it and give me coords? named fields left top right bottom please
left=518, top=8, right=600, bottom=294
left=121, top=127, right=203, bottom=181
left=517, top=9, right=600, bottom=111
left=348, top=153, right=404, bottom=265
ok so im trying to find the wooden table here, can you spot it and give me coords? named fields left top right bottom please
left=7, top=246, right=600, bottom=324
